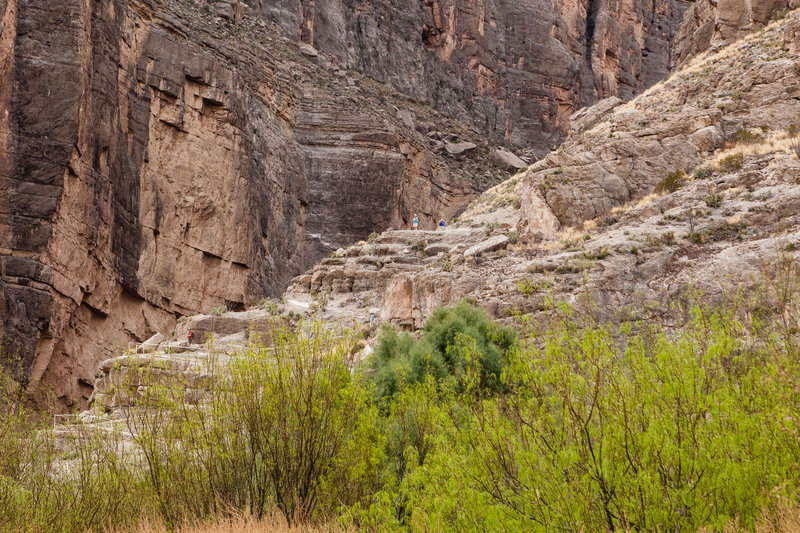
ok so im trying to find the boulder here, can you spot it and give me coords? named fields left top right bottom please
left=140, top=332, right=164, bottom=351
left=464, top=235, right=509, bottom=258
left=397, top=109, right=415, bottom=130
left=445, top=142, right=478, bottom=156
left=298, top=43, right=319, bottom=57
left=424, top=243, right=452, bottom=256
left=491, top=149, right=527, bottom=172
left=570, top=97, right=623, bottom=133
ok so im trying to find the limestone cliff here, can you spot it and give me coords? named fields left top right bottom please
left=261, top=0, right=694, bottom=154
left=0, top=0, right=495, bottom=406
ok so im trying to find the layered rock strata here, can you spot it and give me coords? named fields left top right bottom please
left=261, top=0, right=694, bottom=153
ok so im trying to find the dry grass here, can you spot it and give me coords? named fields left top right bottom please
left=710, top=131, right=798, bottom=167
left=108, top=511, right=352, bottom=533
left=462, top=173, right=526, bottom=217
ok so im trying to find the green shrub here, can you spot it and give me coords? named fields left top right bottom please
left=402, top=299, right=800, bottom=532
left=704, top=192, right=724, bottom=208
left=729, top=128, right=762, bottom=146
left=367, top=232, right=380, bottom=242
left=369, top=301, right=516, bottom=400
left=210, top=305, right=227, bottom=316
left=655, top=170, right=688, bottom=194
left=719, top=153, right=744, bottom=172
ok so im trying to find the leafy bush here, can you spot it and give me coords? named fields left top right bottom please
left=401, top=301, right=800, bottom=532
left=704, top=192, right=724, bottom=208
left=210, top=305, right=227, bottom=316
left=719, top=153, right=744, bottom=172
left=369, top=301, right=516, bottom=400
left=367, top=232, right=380, bottom=242
left=729, top=128, right=762, bottom=146
left=655, top=170, right=687, bottom=193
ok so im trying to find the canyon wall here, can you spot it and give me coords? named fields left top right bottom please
left=261, top=0, right=693, bottom=153
left=0, top=0, right=482, bottom=406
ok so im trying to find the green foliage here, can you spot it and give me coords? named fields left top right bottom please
left=729, top=128, right=762, bottom=146
left=4, top=267, right=800, bottom=532
left=210, top=305, right=227, bottom=316
left=368, top=232, right=380, bottom=242
left=504, top=230, right=519, bottom=245
left=719, top=153, right=744, bottom=172
left=369, top=301, right=516, bottom=401
left=402, top=302, right=800, bottom=532
left=583, top=246, right=611, bottom=260
left=655, top=169, right=688, bottom=194
left=704, top=192, right=724, bottom=208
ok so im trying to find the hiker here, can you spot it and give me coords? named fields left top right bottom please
left=438, top=218, right=445, bottom=229
left=187, top=329, right=194, bottom=345
left=412, top=214, right=419, bottom=230
left=369, top=312, right=376, bottom=327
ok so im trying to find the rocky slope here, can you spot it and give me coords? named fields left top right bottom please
left=674, top=0, right=798, bottom=63
left=284, top=11, right=800, bottom=333
left=0, top=0, right=508, bottom=406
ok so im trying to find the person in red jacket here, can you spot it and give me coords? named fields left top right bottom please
left=187, top=329, right=194, bottom=345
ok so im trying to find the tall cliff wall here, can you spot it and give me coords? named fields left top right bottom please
left=261, top=0, right=693, bottom=153
left=0, top=0, right=487, bottom=406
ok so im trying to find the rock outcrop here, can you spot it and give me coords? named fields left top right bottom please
left=674, top=0, right=795, bottom=64
left=519, top=15, right=800, bottom=230
left=261, top=0, right=695, bottom=154
left=0, top=0, right=502, bottom=407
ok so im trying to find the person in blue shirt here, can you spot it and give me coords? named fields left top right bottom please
left=412, top=214, right=419, bottom=230
left=438, top=218, right=445, bottom=229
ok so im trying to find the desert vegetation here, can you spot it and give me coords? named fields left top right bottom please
left=2, top=259, right=800, bottom=532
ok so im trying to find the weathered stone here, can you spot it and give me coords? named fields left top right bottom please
left=491, top=149, right=527, bottom=172
left=570, top=97, right=624, bottom=133
left=786, top=12, right=800, bottom=54
left=464, top=235, right=509, bottom=258
left=261, top=0, right=696, bottom=154
left=298, top=42, right=318, bottom=57
left=424, top=243, right=452, bottom=256
left=674, top=0, right=791, bottom=64
left=446, top=142, right=478, bottom=156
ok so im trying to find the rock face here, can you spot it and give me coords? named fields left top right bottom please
left=261, top=0, right=694, bottom=154
left=282, top=14, right=800, bottom=340
left=518, top=17, right=800, bottom=231
left=674, top=0, right=793, bottom=64
left=0, top=0, right=496, bottom=407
